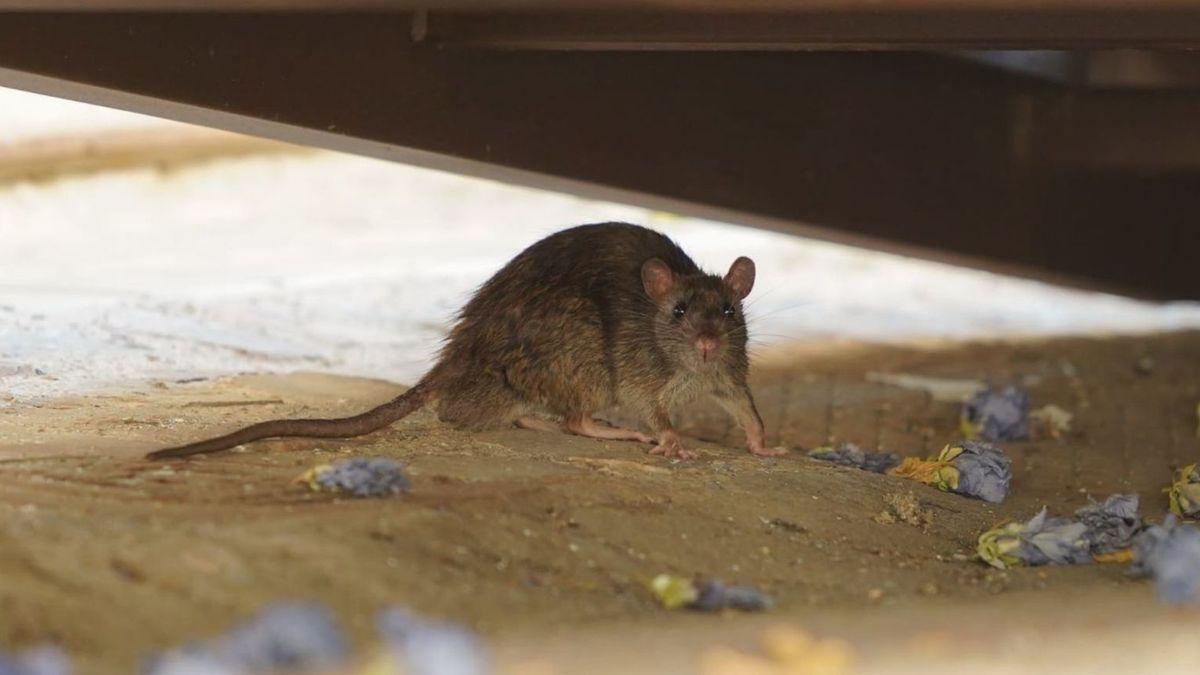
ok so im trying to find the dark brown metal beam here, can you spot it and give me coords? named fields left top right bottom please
left=2, top=1, right=1199, bottom=9
left=420, top=10, right=1200, bottom=50
left=5, top=2, right=1200, bottom=49
left=0, top=13, right=1197, bottom=299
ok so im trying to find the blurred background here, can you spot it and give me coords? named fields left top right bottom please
left=3, top=84, right=1200, bottom=403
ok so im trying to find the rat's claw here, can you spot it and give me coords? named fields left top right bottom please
left=650, top=443, right=698, bottom=460
left=749, top=445, right=789, bottom=457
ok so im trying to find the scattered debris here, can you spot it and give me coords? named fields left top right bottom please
left=960, top=386, right=1029, bottom=442
left=864, top=372, right=983, bottom=402
left=1075, top=494, right=1142, bottom=555
left=808, top=442, right=899, bottom=474
left=376, top=608, right=488, bottom=675
left=649, top=574, right=698, bottom=610
left=978, top=508, right=1090, bottom=569
left=1092, top=549, right=1135, bottom=564
left=649, top=574, right=771, bottom=612
left=1195, top=402, right=1200, bottom=438
left=763, top=517, right=808, bottom=534
left=1029, top=404, right=1073, bottom=440
left=977, top=494, right=1141, bottom=569
left=693, top=580, right=773, bottom=612
left=297, top=458, right=410, bottom=498
left=700, top=625, right=854, bottom=675
left=145, top=651, right=232, bottom=674
left=1168, top=464, right=1200, bottom=519
left=874, top=492, right=933, bottom=528
left=145, top=604, right=485, bottom=675
left=1131, top=516, right=1200, bottom=604
left=0, top=647, right=69, bottom=675
left=888, top=441, right=1011, bottom=504
left=145, top=602, right=347, bottom=675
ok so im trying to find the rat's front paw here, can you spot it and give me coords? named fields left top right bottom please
left=650, top=442, right=698, bottom=460
left=748, top=445, right=789, bottom=457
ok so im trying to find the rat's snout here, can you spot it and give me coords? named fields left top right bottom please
left=695, top=335, right=720, bottom=362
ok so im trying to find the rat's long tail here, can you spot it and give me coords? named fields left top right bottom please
left=146, top=378, right=435, bottom=460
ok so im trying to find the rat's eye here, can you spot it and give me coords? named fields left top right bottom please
left=722, top=304, right=735, bottom=317
left=672, top=302, right=687, bottom=318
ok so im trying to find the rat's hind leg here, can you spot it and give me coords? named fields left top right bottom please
left=564, top=414, right=654, bottom=444
left=436, top=375, right=523, bottom=430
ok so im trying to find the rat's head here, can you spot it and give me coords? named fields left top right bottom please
left=641, top=256, right=755, bottom=371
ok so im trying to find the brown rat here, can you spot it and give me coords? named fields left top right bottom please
left=147, top=222, right=787, bottom=460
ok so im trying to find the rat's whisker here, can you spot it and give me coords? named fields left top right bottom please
left=744, top=301, right=817, bottom=323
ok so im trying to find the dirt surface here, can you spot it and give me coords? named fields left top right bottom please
left=2, top=332, right=1199, bottom=673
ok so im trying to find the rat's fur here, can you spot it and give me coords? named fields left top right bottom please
left=148, top=223, right=785, bottom=460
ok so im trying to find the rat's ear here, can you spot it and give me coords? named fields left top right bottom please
left=641, top=258, right=675, bottom=302
left=724, top=256, right=756, bottom=300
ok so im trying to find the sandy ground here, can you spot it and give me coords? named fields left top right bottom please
left=2, top=332, right=1198, bottom=674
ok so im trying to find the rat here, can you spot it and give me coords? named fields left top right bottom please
left=147, top=222, right=788, bottom=460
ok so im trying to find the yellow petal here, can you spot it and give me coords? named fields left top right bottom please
left=649, top=574, right=698, bottom=610
left=1093, top=549, right=1134, bottom=564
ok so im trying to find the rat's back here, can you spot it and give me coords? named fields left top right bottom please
left=469, top=222, right=698, bottom=311
left=431, top=223, right=700, bottom=423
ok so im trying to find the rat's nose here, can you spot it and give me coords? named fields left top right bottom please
left=695, top=336, right=720, bottom=361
